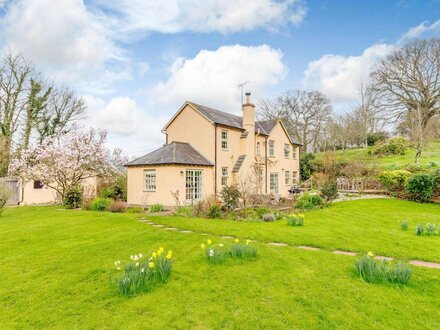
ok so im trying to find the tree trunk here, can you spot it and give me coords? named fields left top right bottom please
left=414, top=147, right=422, bottom=165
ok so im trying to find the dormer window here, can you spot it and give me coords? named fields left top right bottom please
left=284, top=144, right=290, bottom=158
left=221, top=130, right=228, bottom=150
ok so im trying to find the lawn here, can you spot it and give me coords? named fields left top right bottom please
left=150, top=199, right=440, bottom=263
left=1, top=202, right=439, bottom=329
left=316, top=140, right=440, bottom=168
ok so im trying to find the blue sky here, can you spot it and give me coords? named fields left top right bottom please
left=0, top=0, right=439, bottom=157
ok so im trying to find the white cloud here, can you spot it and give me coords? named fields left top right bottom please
left=149, top=44, right=287, bottom=112
left=82, top=95, right=168, bottom=155
left=398, top=19, right=440, bottom=43
left=92, top=0, right=307, bottom=36
left=301, top=44, right=394, bottom=103
left=0, top=0, right=128, bottom=92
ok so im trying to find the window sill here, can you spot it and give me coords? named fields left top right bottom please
left=143, top=190, right=156, bottom=192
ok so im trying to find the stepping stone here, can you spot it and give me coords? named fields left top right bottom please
left=267, top=242, right=289, bottom=247
left=200, top=233, right=210, bottom=236
left=298, top=245, right=320, bottom=251
left=180, top=230, right=193, bottom=233
left=220, top=236, right=234, bottom=239
left=152, top=224, right=164, bottom=227
left=409, top=260, right=440, bottom=269
left=334, top=250, right=356, bottom=256
left=375, top=256, right=393, bottom=261
left=164, top=227, right=178, bottom=231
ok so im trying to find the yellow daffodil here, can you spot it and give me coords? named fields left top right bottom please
left=207, top=239, right=212, bottom=245
left=152, top=252, right=157, bottom=258
left=149, top=261, right=155, bottom=268
left=200, top=243, right=206, bottom=249
left=367, top=251, right=375, bottom=258
left=234, top=238, right=239, bottom=243
left=246, top=239, right=251, bottom=245
left=157, top=247, right=164, bottom=256
left=166, top=250, right=173, bottom=259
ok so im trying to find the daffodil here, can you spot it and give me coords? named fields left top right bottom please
left=166, top=250, right=173, bottom=259
left=149, top=261, right=155, bottom=268
left=140, top=268, right=145, bottom=273
left=207, top=239, right=212, bottom=245
left=246, top=239, right=251, bottom=245
left=116, top=267, right=121, bottom=271
left=114, top=260, right=120, bottom=266
left=130, top=255, right=135, bottom=260
left=209, top=249, right=214, bottom=257
left=157, top=247, right=164, bottom=256
left=234, top=238, right=239, bottom=243
left=200, top=243, right=206, bottom=249
left=367, top=251, right=375, bottom=258
left=218, top=243, right=224, bottom=247
left=138, top=253, right=143, bottom=258
left=135, top=262, right=139, bottom=267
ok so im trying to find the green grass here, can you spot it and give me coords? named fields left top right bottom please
left=150, top=199, right=440, bottom=263
left=316, top=140, right=440, bottom=169
left=1, top=204, right=440, bottom=328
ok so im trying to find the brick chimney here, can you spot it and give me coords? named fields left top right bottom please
left=242, top=92, right=255, bottom=163
left=242, top=92, right=255, bottom=131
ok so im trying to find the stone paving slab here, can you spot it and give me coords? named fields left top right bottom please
left=220, top=235, right=234, bottom=239
left=298, top=246, right=320, bottom=251
left=334, top=250, right=356, bottom=256
left=164, top=227, right=178, bottom=231
left=409, top=260, right=440, bottom=269
left=375, top=256, right=393, bottom=261
left=152, top=224, right=164, bottom=227
left=267, top=242, right=289, bottom=247
left=180, top=230, right=193, bottom=233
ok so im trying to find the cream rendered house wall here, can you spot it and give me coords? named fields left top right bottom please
left=216, top=126, right=242, bottom=190
left=127, top=165, right=214, bottom=207
left=166, top=104, right=215, bottom=161
left=19, top=176, right=98, bottom=205
left=266, top=122, right=300, bottom=197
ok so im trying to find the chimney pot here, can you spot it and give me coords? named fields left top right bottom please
left=245, top=92, right=251, bottom=104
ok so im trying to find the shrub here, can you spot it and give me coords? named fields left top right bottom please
left=150, top=204, right=164, bottom=213
left=295, top=193, right=323, bottom=210
left=432, top=170, right=440, bottom=197
left=220, top=185, right=241, bottom=211
left=174, top=206, right=193, bottom=217
left=207, top=204, right=221, bottom=219
left=81, top=195, right=94, bottom=210
left=367, top=132, right=387, bottom=146
left=91, top=197, right=112, bottom=211
left=112, top=247, right=173, bottom=296
left=97, top=174, right=127, bottom=201
left=255, top=207, right=270, bottom=218
left=379, top=170, right=411, bottom=193
left=300, top=153, right=316, bottom=181
left=261, top=213, right=276, bottom=222
left=374, top=137, right=408, bottom=156
left=400, top=220, right=409, bottom=231
left=285, top=213, right=305, bottom=226
left=415, top=224, right=424, bottom=236
left=320, top=181, right=338, bottom=202
left=64, top=186, right=83, bottom=209
left=355, top=252, right=412, bottom=285
left=109, top=201, right=128, bottom=213
left=405, top=173, right=435, bottom=202
left=0, top=181, right=11, bottom=216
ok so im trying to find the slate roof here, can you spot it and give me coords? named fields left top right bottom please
left=189, top=102, right=301, bottom=145
left=126, top=142, right=213, bottom=167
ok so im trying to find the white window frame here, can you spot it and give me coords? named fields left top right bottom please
left=221, top=167, right=228, bottom=186
left=144, top=169, right=156, bottom=192
left=269, top=140, right=275, bottom=157
left=285, top=171, right=290, bottom=185
left=292, top=146, right=297, bottom=159
left=186, top=169, right=203, bottom=201
left=221, top=130, right=228, bottom=150
left=284, top=144, right=290, bottom=158
left=270, top=172, right=279, bottom=194
left=292, top=171, right=298, bottom=184
left=256, top=142, right=261, bottom=156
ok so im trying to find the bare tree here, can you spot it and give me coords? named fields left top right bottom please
left=0, top=52, right=33, bottom=176
left=371, top=38, right=440, bottom=163
left=259, top=90, right=332, bottom=152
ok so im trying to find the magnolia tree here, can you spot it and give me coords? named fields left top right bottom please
left=10, top=127, right=122, bottom=201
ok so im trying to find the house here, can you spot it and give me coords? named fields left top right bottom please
left=126, top=93, right=301, bottom=207
left=3, top=176, right=97, bottom=205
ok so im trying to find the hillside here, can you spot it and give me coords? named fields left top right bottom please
left=315, top=140, right=440, bottom=169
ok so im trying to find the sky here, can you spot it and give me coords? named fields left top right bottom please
left=0, top=0, right=439, bottom=158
